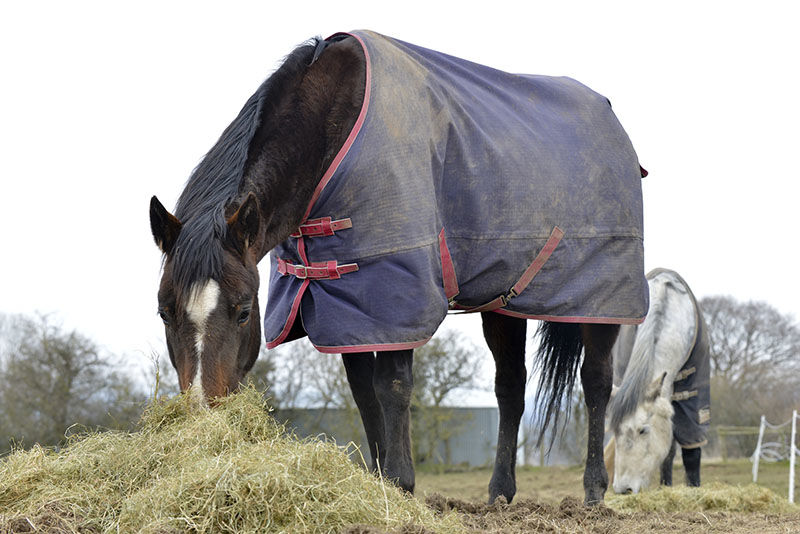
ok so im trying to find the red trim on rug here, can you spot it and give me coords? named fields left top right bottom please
left=313, top=337, right=431, bottom=354
left=301, top=32, right=371, bottom=222
left=492, top=308, right=646, bottom=325
left=297, top=235, right=309, bottom=265
left=265, top=279, right=311, bottom=349
left=438, top=229, right=459, bottom=300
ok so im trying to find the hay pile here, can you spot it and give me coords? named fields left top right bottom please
left=606, top=482, right=796, bottom=514
left=0, top=387, right=463, bottom=534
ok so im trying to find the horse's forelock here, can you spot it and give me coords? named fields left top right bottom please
left=169, top=209, right=227, bottom=298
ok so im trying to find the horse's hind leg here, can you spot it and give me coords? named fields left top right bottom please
left=342, top=352, right=386, bottom=472
left=660, top=438, right=677, bottom=486
left=373, top=349, right=415, bottom=493
left=482, top=312, right=527, bottom=504
left=681, top=446, right=702, bottom=486
left=580, top=323, right=619, bottom=505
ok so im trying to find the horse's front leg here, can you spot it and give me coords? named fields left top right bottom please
left=580, top=323, right=619, bottom=505
left=342, top=352, right=386, bottom=472
left=681, top=446, right=702, bottom=486
left=660, top=438, right=677, bottom=486
left=482, top=312, right=527, bottom=504
left=373, top=349, right=415, bottom=492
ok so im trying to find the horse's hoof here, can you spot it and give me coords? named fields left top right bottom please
left=488, top=494, right=509, bottom=506
left=488, top=476, right=516, bottom=505
left=584, top=487, right=606, bottom=506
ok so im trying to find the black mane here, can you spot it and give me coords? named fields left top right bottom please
left=169, top=38, right=320, bottom=293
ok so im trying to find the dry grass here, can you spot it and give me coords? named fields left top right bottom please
left=0, top=387, right=463, bottom=534
left=606, top=481, right=797, bottom=513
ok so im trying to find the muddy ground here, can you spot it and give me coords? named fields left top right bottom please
left=347, top=462, right=800, bottom=534
left=345, top=494, right=800, bottom=534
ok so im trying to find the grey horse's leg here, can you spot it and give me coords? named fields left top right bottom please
left=342, top=352, right=386, bottom=472
left=580, top=323, right=619, bottom=505
left=682, top=446, right=702, bottom=486
left=482, top=312, right=527, bottom=504
left=373, top=349, right=415, bottom=493
left=660, top=438, right=677, bottom=485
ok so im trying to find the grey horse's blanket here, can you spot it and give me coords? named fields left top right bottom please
left=613, top=269, right=711, bottom=448
left=669, top=271, right=711, bottom=448
left=264, top=30, right=648, bottom=352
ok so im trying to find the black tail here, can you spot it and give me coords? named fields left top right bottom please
left=532, top=321, right=584, bottom=447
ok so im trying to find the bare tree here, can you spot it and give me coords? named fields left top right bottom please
left=0, top=314, right=148, bottom=451
left=700, top=296, right=800, bottom=425
left=411, top=329, right=487, bottom=467
left=248, top=338, right=336, bottom=410
left=247, top=339, right=362, bottom=440
left=702, top=296, right=799, bottom=385
left=248, top=330, right=488, bottom=466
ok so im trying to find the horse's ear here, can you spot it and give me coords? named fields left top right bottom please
left=150, top=196, right=182, bottom=254
left=227, top=192, right=260, bottom=254
left=646, top=372, right=668, bottom=402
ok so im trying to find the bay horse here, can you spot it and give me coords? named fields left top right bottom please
left=149, top=31, right=648, bottom=505
left=605, top=268, right=711, bottom=494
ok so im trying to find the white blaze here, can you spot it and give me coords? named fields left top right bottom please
left=185, top=279, right=220, bottom=395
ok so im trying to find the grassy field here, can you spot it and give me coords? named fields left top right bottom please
left=416, top=458, right=796, bottom=504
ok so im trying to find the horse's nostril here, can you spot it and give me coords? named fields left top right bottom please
left=623, top=488, right=633, bottom=495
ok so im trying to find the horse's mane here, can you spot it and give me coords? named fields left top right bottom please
left=169, top=37, right=320, bottom=293
left=607, top=270, right=690, bottom=431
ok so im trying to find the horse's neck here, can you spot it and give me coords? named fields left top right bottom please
left=243, top=38, right=366, bottom=261
left=648, top=284, right=697, bottom=392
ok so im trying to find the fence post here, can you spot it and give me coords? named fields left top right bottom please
left=752, top=415, right=766, bottom=483
left=719, top=430, right=728, bottom=463
left=790, top=410, right=797, bottom=504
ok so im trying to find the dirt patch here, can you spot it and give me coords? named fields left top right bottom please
left=3, top=492, right=799, bottom=534
left=345, top=493, right=800, bottom=534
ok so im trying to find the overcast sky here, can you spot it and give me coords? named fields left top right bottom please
left=1, top=1, right=798, bottom=390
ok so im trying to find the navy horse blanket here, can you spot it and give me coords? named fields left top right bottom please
left=264, top=30, right=648, bottom=352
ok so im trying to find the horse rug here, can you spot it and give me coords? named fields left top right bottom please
left=264, top=30, right=648, bottom=353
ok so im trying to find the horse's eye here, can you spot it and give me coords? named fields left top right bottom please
left=158, top=310, right=170, bottom=326
left=237, top=309, right=251, bottom=326
left=639, top=426, right=649, bottom=435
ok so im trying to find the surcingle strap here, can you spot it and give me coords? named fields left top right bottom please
left=674, top=366, right=696, bottom=382
left=290, top=217, right=352, bottom=238
left=672, top=390, right=698, bottom=402
left=451, top=226, right=564, bottom=312
left=277, top=259, right=358, bottom=280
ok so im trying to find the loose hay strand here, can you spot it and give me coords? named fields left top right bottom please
left=0, top=386, right=463, bottom=534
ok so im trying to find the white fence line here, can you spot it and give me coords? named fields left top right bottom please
left=751, top=410, right=798, bottom=504
left=791, top=410, right=797, bottom=504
